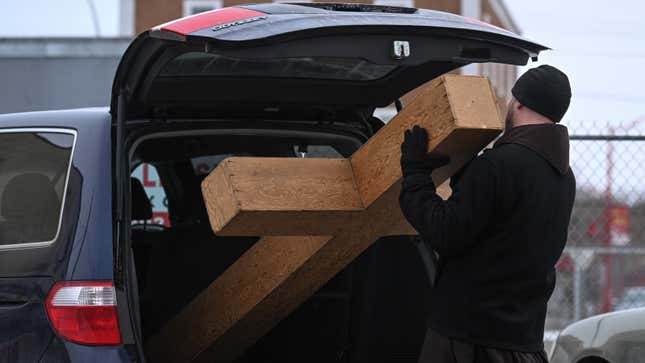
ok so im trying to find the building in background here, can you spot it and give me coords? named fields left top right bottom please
left=134, top=0, right=520, bottom=104
left=0, top=38, right=130, bottom=114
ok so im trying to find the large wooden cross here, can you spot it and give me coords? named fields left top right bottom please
left=146, top=75, right=503, bottom=363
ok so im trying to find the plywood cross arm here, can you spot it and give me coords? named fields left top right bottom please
left=202, top=157, right=365, bottom=236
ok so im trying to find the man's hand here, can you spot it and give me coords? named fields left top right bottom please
left=400, top=125, right=450, bottom=177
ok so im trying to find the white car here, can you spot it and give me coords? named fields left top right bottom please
left=549, top=307, right=645, bottom=363
left=615, top=287, right=645, bottom=311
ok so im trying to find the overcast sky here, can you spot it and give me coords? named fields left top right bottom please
left=1, top=0, right=644, bottom=199
left=0, top=0, right=120, bottom=37
left=506, top=0, right=645, bottom=132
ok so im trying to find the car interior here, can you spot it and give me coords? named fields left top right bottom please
left=129, top=130, right=434, bottom=363
left=0, top=132, right=73, bottom=245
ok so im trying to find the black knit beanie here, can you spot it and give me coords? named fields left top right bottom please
left=511, top=65, right=572, bottom=123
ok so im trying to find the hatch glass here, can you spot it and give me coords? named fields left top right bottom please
left=160, top=53, right=397, bottom=81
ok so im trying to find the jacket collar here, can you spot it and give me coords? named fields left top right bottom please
left=494, top=123, right=570, bottom=175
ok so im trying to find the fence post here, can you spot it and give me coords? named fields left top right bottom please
left=573, top=259, right=582, bottom=321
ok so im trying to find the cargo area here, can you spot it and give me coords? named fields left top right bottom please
left=129, top=128, right=434, bottom=363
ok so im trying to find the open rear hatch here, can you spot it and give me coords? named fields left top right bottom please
left=110, top=2, right=547, bottom=120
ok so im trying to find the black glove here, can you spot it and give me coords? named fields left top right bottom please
left=400, top=125, right=450, bottom=177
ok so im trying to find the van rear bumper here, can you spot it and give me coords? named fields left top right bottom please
left=40, top=338, right=135, bottom=362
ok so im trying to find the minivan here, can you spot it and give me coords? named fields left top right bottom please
left=0, top=3, right=545, bottom=362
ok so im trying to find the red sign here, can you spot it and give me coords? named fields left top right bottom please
left=587, top=205, right=631, bottom=246
left=609, top=206, right=630, bottom=235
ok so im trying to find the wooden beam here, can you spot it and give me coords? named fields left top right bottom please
left=146, top=191, right=411, bottom=363
left=202, top=158, right=364, bottom=236
left=350, top=75, right=502, bottom=206
left=202, top=75, right=502, bottom=236
left=146, top=75, right=503, bottom=362
left=145, top=235, right=333, bottom=363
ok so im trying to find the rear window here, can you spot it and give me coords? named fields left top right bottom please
left=190, top=145, right=344, bottom=176
left=160, top=53, right=397, bottom=81
left=131, top=163, right=171, bottom=227
left=0, top=130, right=75, bottom=247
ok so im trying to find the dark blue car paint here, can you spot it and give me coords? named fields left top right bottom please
left=0, top=278, right=54, bottom=363
left=190, top=5, right=537, bottom=49
left=0, top=109, right=132, bottom=362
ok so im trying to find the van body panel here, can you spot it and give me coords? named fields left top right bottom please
left=0, top=109, right=116, bottom=362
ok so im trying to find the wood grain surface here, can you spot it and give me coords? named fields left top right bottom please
left=202, top=157, right=364, bottom=235
left=350, top=75, right=501, bottom=207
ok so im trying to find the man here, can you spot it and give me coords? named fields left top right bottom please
left=399, top=65, right=575, bottom=363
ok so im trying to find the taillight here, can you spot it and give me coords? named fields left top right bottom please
left=45, top=281, right=121, bottom=345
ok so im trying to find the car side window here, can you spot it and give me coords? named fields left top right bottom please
left=0, top=131, right=75, bottom=246
left=131, top=163, right=170, bottom=227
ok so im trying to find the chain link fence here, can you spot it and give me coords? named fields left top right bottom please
left=546, top=120, right=645, bottom=337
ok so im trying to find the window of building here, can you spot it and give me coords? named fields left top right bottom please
left=373, top=0, right=415, bottom=8
left=0, top=130, right=75, bottom=246
left=183, top=0, right=223, bottom=16
left=272, top=0, right=313, bottom=3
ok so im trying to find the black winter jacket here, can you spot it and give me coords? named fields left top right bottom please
left=399, top=124, right=576, bottom=352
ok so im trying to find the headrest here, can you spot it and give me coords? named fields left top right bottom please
left=131, top=177, right=153, bottom=220
left=1, top=173, right=59, bottom=220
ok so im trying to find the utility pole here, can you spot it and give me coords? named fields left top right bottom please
left=119, top=0, right=135, bottom=37
left=602, top=126, right=614, bottom=312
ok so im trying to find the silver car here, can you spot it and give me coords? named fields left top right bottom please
left=549, top=307, right=645, bottom=363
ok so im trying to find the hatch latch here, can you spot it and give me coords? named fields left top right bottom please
left=392, top=40, right=411, bottom=60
